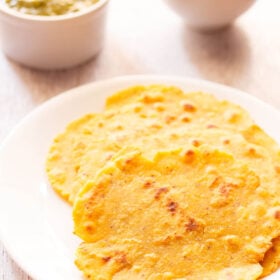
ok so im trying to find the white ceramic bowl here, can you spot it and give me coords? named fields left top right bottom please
left=0, top=0, right=109, bottom=70
left=163, top=0, right=256, bottom=31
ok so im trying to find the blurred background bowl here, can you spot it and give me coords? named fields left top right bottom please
left=163, top=0, right=256, bottom=31
left=0, top=0, right=109, bottom=70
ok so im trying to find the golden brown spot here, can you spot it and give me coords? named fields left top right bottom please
left=165, top=115, right=176, bottom=124
left=191, top=139, right=201, bottom=147
left=83, top=128, right=92, bottom=135
left=274, top=211, right=280, bottom=220
left=274, top=166, right=280, bottom=174
left=181, top=101, right=196, bottom=112
left=185, top=218, right=198, bottom=231
left=180, top=115, right=191, bottom=123
left=140, top=113, right=147, bottom=118
left=84, top=198, right=93, bottom=210
left=219, top=184, right=231, bottom=196
left=223, top=139, right=230, bottom=145
left=141, top=93, right=164, bottom=104
left=153, top=103, right=165, bottom=112
left=174, top=234, right=183, bottom=240
left=125, top=158, right=133, bottom=165
left=98, top=122, right=104, bottom=128
left=149, top=123, right=162, bottom=129
left=115, top=125, right=123, bottom=130
left=133, top=104, right=142, bottom=113
left=143, top=181, right=153, bottom=188
left=210, top=182, right=235, bottom=208
left=247, top=147, right=261, bottom=158
left=225, top=111, right=240, bottom=123
left=248, top=147, right=256, bottom=154
left=115, top=252, right=129, bottom=266
left=167, top=201, right=178, bottom=215
left=185, top=149, right=194, bottom=157
left=207, top=124, right=218, bottom=129
left=223, top=235, right=241, bottom=252
left=205, top=238, right=215, bottom=250
left=74, top=165, right=80, bottom=173
left=85, top=225, right=94, bottom=233
left=154, top=187, right=169, bottom=199
left=102, top=256, right=111, bottom=263
left=184, top=149, right=195, bottom=163
left=209, top=177, right=222, bottom=189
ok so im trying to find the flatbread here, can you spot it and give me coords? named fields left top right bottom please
left=73, top=147, right=280, bottom=279
left=46, top=85, right=257, bottom=204
left=45, top=85, right=280, bottom=276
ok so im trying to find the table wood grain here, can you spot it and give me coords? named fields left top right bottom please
left=1, top=0, right=280, bottom=279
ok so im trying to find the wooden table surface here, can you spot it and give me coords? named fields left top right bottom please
left=1, top=0, right=280, bottom=279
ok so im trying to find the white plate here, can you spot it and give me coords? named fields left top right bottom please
left=0, top=75, right=280, bottom=280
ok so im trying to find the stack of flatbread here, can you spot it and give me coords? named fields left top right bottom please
left=46, top=85, right=280, bottom=279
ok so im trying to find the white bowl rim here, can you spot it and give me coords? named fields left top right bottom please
left=0, top=0, right=109, bottom=22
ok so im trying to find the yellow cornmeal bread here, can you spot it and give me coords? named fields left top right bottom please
left=46, top=85, right=262, bottom=204
left=73, top=148, right=280, bottom=279
left=45, top=85, right=280, bottom=278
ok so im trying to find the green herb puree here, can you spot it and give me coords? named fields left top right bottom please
left=4, top=0, right=99, bottom=16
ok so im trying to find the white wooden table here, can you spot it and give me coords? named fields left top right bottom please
left=1, top=0, right=280, bottom=279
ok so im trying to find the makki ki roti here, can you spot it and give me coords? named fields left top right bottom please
left=76, top=242, right=262, bottom=280
left=46, top=85, right=268, bottom=204
left=73, top=147, right=280, bottom=280
left=45, top=84, right=280, bottom=278
left=77, top=127, right=280, bottom=207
